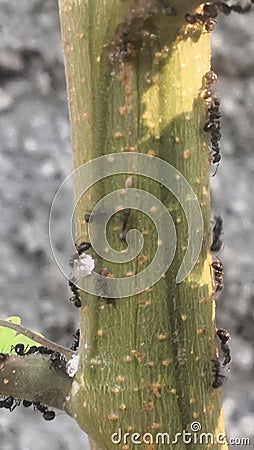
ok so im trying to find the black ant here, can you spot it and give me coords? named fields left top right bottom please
left=0, top=353, right=8, bottom=362
left=68, top=241, right=92, bottom=308
left=117, top=28, right=130, bottom=62
left=0, top=396, right=20, bottom=411
left=212, top=359, right=226, bottom=389
left=211, top=215, right=223, bottom=252
left=33, top=401, right=56, bottom=421
left=187, top=0, right=253, bottom=30
left=11, top=343, right=54, bottom=356
left=70, top=329, right=80, bottom=351
left=119, top=208, right=132, bottom=240
left=50, top=351, right=66, bottom=371
left=69, top=278, right=81, bottom=308
left=204, top=70, right=218, bottom=94
left=42, top=410, right=56, bottom=421
left=185, top=4, right=217, bottom=32
left=84, top=213, right=91, bottom=223
left=217, top=328, right=231, bottom=366
left=23, top=399, right=55, bottom=420
left=229, top=2, right=252, bottom=14
left=35, top=346, right=54, bottom=355
left=204, top=96, right=222, bottom=176
left=75, top=241, right=91, bottom=256
left=23, top=399, right=33, bottom=407
left=10, top=343, right=29, bottom=355
left=211, top=257, right=224, bottom=293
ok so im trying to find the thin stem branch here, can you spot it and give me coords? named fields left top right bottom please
left=0, top=353, right=72, bottom=409
left=0, top=319, right=73, bottom=360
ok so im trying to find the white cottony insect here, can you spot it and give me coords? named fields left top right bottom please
left=74, top=253, right=95, bottom=277
left=66, top=354, right=79, bottom=378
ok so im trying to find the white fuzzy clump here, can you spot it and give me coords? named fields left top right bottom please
left=74, top=253, right=95, bottom=277
left=66, top=354, right=79, bottom=378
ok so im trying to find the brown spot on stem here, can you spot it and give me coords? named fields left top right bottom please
left=147, top=150, right=156, bottom=157
left=108, top=414, right=119, bottom=422
left=116, top=376, right=125, bottom=384
left=162, top=360, right=170, bottom=366
left=151, top=422, right=161, bottom=430
left=132, top=350, right=146, bottom=360
left=147, top=361, right=156, bottom=367
left=197, top=327, right=207, bottom=335
left=138, top=300, right=152, bottom=307
left=111, top=386, right=121, bottom=394
left=124, top=356, right=132, bottom=363
left=142, top=401, right=154, bottom=412
left=157, top=334, right=167, bottom=341
left=114, top=132, right=124, bottom=139
left=138, top=255, right=148, bottom=264
left=125, top=176, right=133, bottom=188
left=152, top=383, right=162, bottom=398
left=90, top=358, right=101, bottom=366
left=204, top=404, right=214, bottom=414
left=126, top=271, right=134, bottom=277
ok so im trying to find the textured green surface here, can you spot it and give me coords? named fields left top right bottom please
left=59, top=1, right=228, bottom=449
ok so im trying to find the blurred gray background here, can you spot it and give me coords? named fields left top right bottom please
left=0, top=1, right=253, bottom=449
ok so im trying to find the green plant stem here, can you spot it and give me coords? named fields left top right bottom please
left=59, top=1, right=228, bottom=449
left=0, top=354, right=72, bottom=409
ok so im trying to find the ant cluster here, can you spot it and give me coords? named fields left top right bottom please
left=186, top=1, right=253, bottom=31
left=203, top=71, right=222, bottom=176
left=210, top=215, right=223, bottom=252
left=212, top=328, right=231, bottom=389
left=23, top=400, right=56, bottom=421
left=49, top=351, right=67, bottom=371
left=11, top=343, right=67, bottom=372
left=10, top=343, right=54, bottom=356
left=0, top=344, right=68, bottom=419
left=0, top=395, right=55, bottom=420
left=209, top=214, right=229, bottom=388
left=185, top=3, right=218, bottom=31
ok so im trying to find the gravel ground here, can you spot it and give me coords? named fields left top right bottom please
left=0, top=1, right=253, bottom=449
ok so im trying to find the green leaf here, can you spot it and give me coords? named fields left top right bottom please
left=0, top=316, right=43, bottom=354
